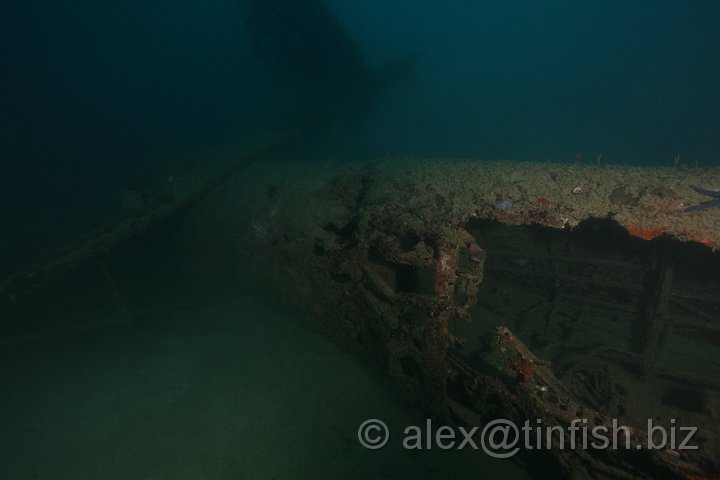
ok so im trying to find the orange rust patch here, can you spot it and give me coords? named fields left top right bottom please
left=535, top=197, right=551, bottom=208
left=626, top=224, right=666, bottom=241
left=440, top=322, right=449, bottom=337
left=509, top=356, right=536, bottom=383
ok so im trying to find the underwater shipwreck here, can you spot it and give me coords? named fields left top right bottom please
left=5, top=152, right=720, bottom=479
left=4, top=1, right=720, bottom=479
left=203, top=158, right=720, bottom=480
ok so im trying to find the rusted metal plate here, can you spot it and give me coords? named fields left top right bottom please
left=187, top=157, right=720, bottom=479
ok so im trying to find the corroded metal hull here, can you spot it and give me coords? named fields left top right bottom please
left=188, top=158, right=720, bottom=479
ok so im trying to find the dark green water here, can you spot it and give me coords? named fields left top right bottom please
left=0, top=227, right=536, bottom=479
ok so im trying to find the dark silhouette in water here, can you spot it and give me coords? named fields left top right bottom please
left=238, top=0, right=380, bottom=128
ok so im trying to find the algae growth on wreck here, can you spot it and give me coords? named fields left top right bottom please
left=2, top=1, right=720, bottom=479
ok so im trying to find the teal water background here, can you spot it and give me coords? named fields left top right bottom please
left=3, top=1, right=719, bottom=261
